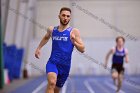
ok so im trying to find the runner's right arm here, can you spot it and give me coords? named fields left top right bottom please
left=104, top=47, right=114, bottom=67
left=35, top=26, right=53, bottom=59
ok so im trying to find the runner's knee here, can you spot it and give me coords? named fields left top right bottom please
left=48, top=79, right=56, bottom=89
left=112, top=72, right=118, bottom=79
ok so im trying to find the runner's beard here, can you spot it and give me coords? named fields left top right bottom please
left=60, top=19, right=70, bottom=26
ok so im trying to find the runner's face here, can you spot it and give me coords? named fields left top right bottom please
left=117, top=38, right=124, bottom=47
left=59, top=11, right=71, bottom=26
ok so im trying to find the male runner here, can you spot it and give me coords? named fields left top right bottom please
left=104, top=36, right=129, bottom=93
left=35, top=7, right=85, bottom=93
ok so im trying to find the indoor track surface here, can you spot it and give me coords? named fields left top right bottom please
left=10, top=75, right=140, bottom=93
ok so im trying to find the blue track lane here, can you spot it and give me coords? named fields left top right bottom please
left=10, top=76, right=46, bottom=93
left=11, top=75, right=140, bottom=93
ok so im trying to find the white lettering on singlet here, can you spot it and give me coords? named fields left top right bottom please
left=115, top=52, right=125, bottom=56
left=53, top=36, right=68, bottom=41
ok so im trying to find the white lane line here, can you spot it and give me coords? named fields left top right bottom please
left=109, top=78, right=140, bottom=91
left=61, top=81, right=68, bottom=93
left=104, top=81, right=125, bottom=93
left=32, top=81, right=47, bottom=93
left=84, top=80, right=95, bottom=93
left=89, top=80, right=110, bottom=93
left=124, top=80, right=140, bottom=90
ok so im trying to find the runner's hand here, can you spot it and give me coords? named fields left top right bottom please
left=35, top=48, right=41, bottom=59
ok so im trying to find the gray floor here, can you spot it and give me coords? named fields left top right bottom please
left=0, top=76, right=37, bottom=93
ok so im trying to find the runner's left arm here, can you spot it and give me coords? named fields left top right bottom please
left=125, top=49, right=129, bottom=63
left=71, top=28, right=85, bottom=53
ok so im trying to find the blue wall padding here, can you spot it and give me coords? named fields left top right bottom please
left=13, top=48, right=24, bottom=79
left=3, top=43, right=24, bottom=81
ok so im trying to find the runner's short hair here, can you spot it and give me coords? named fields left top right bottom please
left=60, top=7, right=71, bottom=14
left=116, top=36, right=125, bottom=43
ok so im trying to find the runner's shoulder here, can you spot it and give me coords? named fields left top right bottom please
left=111, top=47, right=115, bottom=53
left=71, top=28, right=80, bottom=34
left=72, top=28, right=79, bottom=31
left=47, top=26, right=54, bottom=33
left=124, top=48, right=128, bottom=54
